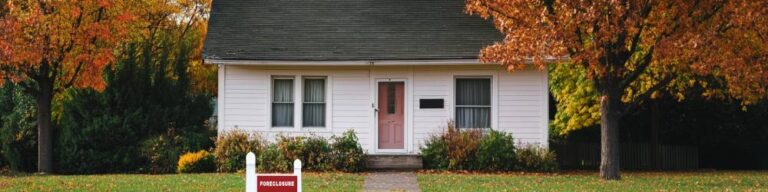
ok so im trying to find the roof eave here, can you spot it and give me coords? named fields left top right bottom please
left=204, top=58, right=488, bottom=66
left=204, top=57, right=567, bottom=66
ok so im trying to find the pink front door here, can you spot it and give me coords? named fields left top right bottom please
left=378, top=82, right=405, bottom=149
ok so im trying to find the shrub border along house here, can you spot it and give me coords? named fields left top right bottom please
left=206, top=129, right=366, bottom=173
left=421, top=122, right=558, bottom=172
left=189, top=123, right=553, bottom=174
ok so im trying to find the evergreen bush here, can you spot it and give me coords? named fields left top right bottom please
left=0, top=81, right=37, bottom=172
left=55, top=44, right=214, bottom=173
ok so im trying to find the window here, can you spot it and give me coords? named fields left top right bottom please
left=302, top=77, right=326, bottom=127
left=272, top=77, right=294, bottom=127
left=455, top=78, right=491, bottom=128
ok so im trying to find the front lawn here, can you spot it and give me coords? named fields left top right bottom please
left=0, top=172, right=364, bottom=191
left=418, top=171, right=768, bottom=191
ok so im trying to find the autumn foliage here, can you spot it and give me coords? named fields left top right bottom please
left=0, top=0, right=138, bottom=173
left=467, top=0, right=768, bottom=103
left=0, top=0, right=135, bottom=89
left=0, top=0, right=215, bottom=173
left=466, top=0, right=768, bottom=179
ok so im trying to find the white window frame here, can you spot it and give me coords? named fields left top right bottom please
left=301, top=76, right=327, bottom=128
left=454, top=76, right=493, bottom=129
left=267, top=73, right=333, bottom=131
left=270, top=76, right=296, bottom=129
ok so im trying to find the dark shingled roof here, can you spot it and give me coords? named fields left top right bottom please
left=204, top=0, right=503, bottom=61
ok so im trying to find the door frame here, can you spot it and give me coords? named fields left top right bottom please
left=373, top=78, right=410, bottom=154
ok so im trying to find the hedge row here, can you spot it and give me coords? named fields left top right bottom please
left=178, top=129, right=366, bottom=173
left=421, top=122, right=558, bottom=172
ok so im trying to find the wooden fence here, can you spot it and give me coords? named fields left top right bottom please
left=551, top=143, right=699, bottom=170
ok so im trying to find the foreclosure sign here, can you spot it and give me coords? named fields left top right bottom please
left=256, top=175, right=298, bottom=192
left=246, top=152, right=303, bottom=192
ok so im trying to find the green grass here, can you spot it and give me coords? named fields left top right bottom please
left=0, top=172, right=364, bottom=192
left=418, top=171, right=768, bottom=191
left=5, top=171, right=767, bottom=191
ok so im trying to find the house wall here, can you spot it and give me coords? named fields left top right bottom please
left=217, top=64, right=549, bottom=154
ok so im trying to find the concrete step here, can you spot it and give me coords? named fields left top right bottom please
left=366, top=155, right=423, bottom=170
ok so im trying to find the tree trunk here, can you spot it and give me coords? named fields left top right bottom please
left=599, top=89, right=622, bottom=180
left=36, top=76, right=54, bottom=173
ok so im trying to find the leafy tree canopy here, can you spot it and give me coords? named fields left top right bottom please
left=466, top=0, right=768, bottom=180
left=467, top=0, right=768, bottom=134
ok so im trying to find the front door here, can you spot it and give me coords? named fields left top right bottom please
left=378, top=82, right=404, bottom=149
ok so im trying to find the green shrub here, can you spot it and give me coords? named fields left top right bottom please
left=275, top=136, right=304, bottom=162
left=142, top=135, right=181, bottom=173
left=137, top=132, right=213, bottom=174
left=420, top=134, right=449, bottom=169
left=214, top=130, right=366, bottom=173
left=213, top=130, right=264, bottom=172
left=421, top=122, right=524, bottom=171
left=445, top=128, right=483, bottom=170
left=420, top=122, right=482, bottom=170
left=177, top=150, right=216, bottom=173
left=516, top=145, right=558, bottom=172
left=301, top=136, right=331, bottom=171
left=329, top=130, right=366, bottom=172
left=476, top=130, right=516, bottom=171
left=276, top=135, right=332, bottom=171
left=257, top=144, right=291, bottom=173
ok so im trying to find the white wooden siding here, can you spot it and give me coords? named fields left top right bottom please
left=218, top=64, right=548, bottom=154
left=498, top=69, right=549, bottom=146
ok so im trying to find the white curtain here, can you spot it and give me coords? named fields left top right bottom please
left=272, top=79, right=294, bottom=127
left=303, top=78, right=325, bottom=127
left=456, top=78, right=491, bottom=128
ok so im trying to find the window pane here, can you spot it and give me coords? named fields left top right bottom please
left=303, top=103, right=325, bottom=127
left=272, top=78, right=294, bottom=127
left=456, top=79, right=490, bottom=105
left=303, top=79, right=325, bottom=102
left=456, top=78, right=491, bottom=128
left=273, top=79, right=294, bottom=102
left=456, top=107, right=490, bottom=128
left=303, top=78, right=325, bottom=127
left=272, top=103, right=294, bottom=126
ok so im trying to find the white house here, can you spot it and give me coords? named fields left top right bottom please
left=204, top=0, right=549, bottom=155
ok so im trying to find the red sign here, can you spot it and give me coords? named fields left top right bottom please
left=256, top=175, right=298, bottom=192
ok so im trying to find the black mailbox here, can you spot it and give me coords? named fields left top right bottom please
left=419, top=99, right=444, bottom=109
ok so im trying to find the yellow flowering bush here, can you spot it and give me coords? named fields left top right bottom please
left=177, top=150, right=215, bottom=173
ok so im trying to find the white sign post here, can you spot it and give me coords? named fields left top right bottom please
left=246, top=152, right=257, bottom=192
left=294, top=159, right=302, bottom=192
left=245, top=152, right=302, bottom=192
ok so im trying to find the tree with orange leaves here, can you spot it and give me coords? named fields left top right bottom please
left=466, top=0, right=768, bottom=180
left=0, top=0, right=135, bottom=173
